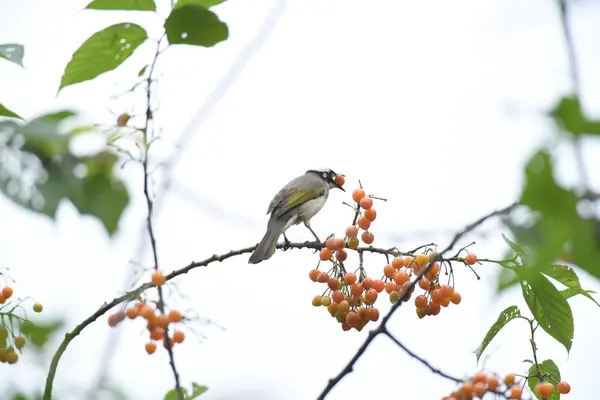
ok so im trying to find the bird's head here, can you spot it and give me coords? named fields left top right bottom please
left=306, top=168, right=346, bottom=191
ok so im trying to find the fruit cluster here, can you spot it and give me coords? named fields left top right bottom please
left=441, top=372, right=571, bottom=399
left=0, top=284, right=45, bottom=365
left=309, top=182, right=479, bottom=330
left=107, top=270, right=185, bottom=355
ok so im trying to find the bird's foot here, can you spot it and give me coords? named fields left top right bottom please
left=282, top=235, right=292, bottom=251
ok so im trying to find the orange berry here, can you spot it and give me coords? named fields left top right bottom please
left=361, top=231, right=374, bottom=245
left=172, top=330, right=185, bottom=343
left=309, top=269, right=320, bottom=282
left=383, top=264, right=395, bottom=278
left=336, top=249, right=348, bottom=261
left=385, top=281, right=397, bottom=294
left=461, top=382, right=474, bottom=396
left=403, top=256, right=415, bottom=268
left=415, top=295, right=428, bottom=308
left=430, top=289, right=443, bottom=303
left=347, top=237, right=360, bottom=248
left=365, top=307, right=379, bottom=321
left=394, top=270, right=409, bottom=286
left=364, top=208, right=377, bottom=221
left=429, top=301, right=441, bottom=315
left=365, top=288, right=378, bottom=304
left=359, top=196, right=373, bottom=210
left=487, top=376, right=500, bottom=392
left=151, top=271, right=166, bottom=286
left=0, top=294, right=6, bottom=304
left=439, top=284, right=454, bottom=299
left=536, top=382, right=554, bottom=398
left=126, top=307, right=139, bottom=319
left=373, top=279, right=385, bottom=293
left=317, top=271, right=329, bottom=283
left=334, top=174, right=345, bottom=186
left=509, top=385, right=522, bottom=399
left=504, top=373, right=515, bottom=386
left=416, top=254, right=429, bottom=267
left=473, top=382, right=487, bottom=397
left=2, top=287, right=13, bottom=299
left=429, top=262, right=440, bottom=276
left=108, top=312, right=125, bottom=327
left=451, top=292, right=462, bottom=305
left=418, top=278, right=430, bottom=290
left=345, top=225, right=359, bottom=238
left=352, top=189, right=366, bottom=203
left=345, top=311, right=360, bottom=327
left=150, top=327, right=165, bottom=340
left=320, top=248, right=333, bottom=261
left=473, top=373, right=487, bottom=384
left=332, top=290, right=345, bottom=303
left=141, top=305, right=155, bottom=320
left=145, top=342, right=157, bottom=355
left=439, top=297, right=451, bottom=307
left=327, top=303, right=339, bottom=316
left=327, top=278, right=341, bottom=290
left=168, top=310, right=182, bottom=323
left=312, top=295, right=322, bottom=307
left=361, top=277, right=373, bottom=290
left=557, top=381, right=570, bottom=394
left=338, top=300, right=350, bottom=313
left=155, top=314, right=169, bottom=329
left=465, top=253, right=478, bottom=265
left=391, top=257, right=404, bottom=269
left=357, top=217, right=371, bottom=230
left=344, top=272, right=357, bottom=285
left=351, top=283, right=363, bottom=297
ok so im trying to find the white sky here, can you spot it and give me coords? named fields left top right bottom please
left=1, top=0, right=600, bottom=399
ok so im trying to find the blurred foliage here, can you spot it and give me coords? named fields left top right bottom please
left=165, top=383, right=208, bottom=400
left=0, top=108, right=130, bottom=236
left=0, top=43, right=24, bottom=67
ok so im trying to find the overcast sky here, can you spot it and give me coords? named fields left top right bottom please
left=2, top=0, right=600, bottom=399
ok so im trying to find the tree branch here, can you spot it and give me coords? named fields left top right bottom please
left=316, top=201, right=519, bottom=399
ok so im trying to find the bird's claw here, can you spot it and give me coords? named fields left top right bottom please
left=283, top=235, right=292, bottom=251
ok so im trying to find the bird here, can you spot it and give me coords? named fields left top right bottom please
left=248, top=168, right=345, bottom=264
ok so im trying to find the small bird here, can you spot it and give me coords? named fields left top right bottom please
left=248, top=168, right=345, bottom=264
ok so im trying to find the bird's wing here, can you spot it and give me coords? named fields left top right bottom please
left=267, top=174, right=326, bottom=218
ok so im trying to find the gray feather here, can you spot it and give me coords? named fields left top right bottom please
left=248, top=217, right=287, bottom=264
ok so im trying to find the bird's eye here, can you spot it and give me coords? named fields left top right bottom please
left=322, top=172, right=328, bottom=180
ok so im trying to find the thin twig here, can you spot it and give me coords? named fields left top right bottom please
left=316, top=202, right=519, bottom=399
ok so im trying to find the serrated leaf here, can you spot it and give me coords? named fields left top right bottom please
left=542, top=264, right=600, bottom=307
left=174, top=0, right=226, bottom=8
left=59, top=23, right=148, bottom=91
left=0, top=103, right=23, bottom=120
left=86, top=0, right=156, bottom=11
left=502, top=233, right=530, bottom=257
left=521, top=274, right=574, bottom=353
left=0, top=43, right=24, bottom=67
left=474, top=306, right=521, bottom=362
left=550, top=95, right=600, bottom=136
left=164, top=5, right=228, bottom=47
left=527, top=359, right=561, bottom=400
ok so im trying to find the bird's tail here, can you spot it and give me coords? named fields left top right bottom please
left=248, top=218, right=287, bottom=264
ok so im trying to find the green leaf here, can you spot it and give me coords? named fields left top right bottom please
left=474, top=306, right=521, bottom=362
left=0, top=43, right=24, bottom=67
left=542, top=264, right=600, bottom=307
left=86, top=0, right=156, bottom=11
left=165, top=388, right=189, bottom=400
left=0, top=103, right=23, bottom=120
left=0, top=110, right=130, bottom=236
left=190, top=383, right=208, bottom=398
left=20, top=320, right=64, bottom=348
left=174, top=0, right=226, bottom=8
left=59, top=23, right=148, bottom=91
left=165, top=5, right=228, bottom=47
left=138, top=64, right=148, bottom=76
left=570, top=217, right=600, bottom=281
left=502, top=233, right=530, bottom=258
left=521, top=274, right=574, bottom=353
left=527, top=359, right=561, bottom=400
left=550, top=95, right=600, bottom=136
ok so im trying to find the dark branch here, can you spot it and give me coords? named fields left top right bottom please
left=316, top=202, right=518, bottom=399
